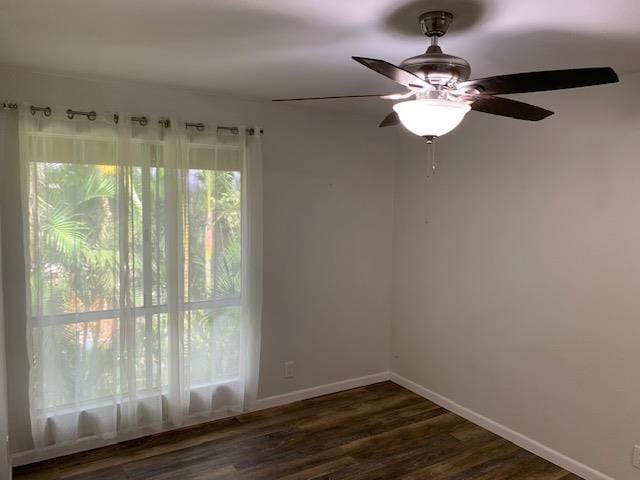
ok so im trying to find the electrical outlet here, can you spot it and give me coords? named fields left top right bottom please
left=633, top=445, right=640, bottom=469
left=284, top=361, right=295, bottom=379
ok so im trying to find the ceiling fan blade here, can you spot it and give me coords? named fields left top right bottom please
left=470, top=95, right=554, bottom=121
left=272, top=93, right=390, bottom=102
left=353, top=57, right=431, bottom=90
left=379, top=111, right=400, bottom=127
left=459, top=67, right=618, bottom=95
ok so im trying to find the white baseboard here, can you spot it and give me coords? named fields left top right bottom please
left=389, top=372, right=614, bottom=480
left=255, top=372, right=391, bottom=410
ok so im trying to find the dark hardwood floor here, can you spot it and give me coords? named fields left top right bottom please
left=14, top=382, right=581, bottom=479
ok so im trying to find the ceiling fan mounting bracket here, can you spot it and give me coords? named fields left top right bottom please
left=419, top=11, right=454, bottom=38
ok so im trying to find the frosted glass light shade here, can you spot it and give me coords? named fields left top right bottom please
left=393, top=98, right=471, bottom=137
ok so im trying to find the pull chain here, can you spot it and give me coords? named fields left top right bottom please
left=425, top=135, right=437, bottom=177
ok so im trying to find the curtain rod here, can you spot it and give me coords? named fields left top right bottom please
left=2, top=102, right=263, bottom=135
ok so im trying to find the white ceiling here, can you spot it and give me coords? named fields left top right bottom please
left=1, top=0, right=640, bottom=110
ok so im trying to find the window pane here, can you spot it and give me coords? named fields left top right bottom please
left=135, top=314, right=166, bottom=393
left=150, top=166, right=167, bottom=306
left=187, top=306, right=241, bottom=387
left=30, top=162, right=119, bottom=316
left=33, top=319, right=117, bottom=409
left=129, top=166, right=145, bottom=308
left=186, top=168, right=241, bottom=302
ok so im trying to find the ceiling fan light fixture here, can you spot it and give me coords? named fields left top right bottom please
left=392, top=98, right=470, bottom=137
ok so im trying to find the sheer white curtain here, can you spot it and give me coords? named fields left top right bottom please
left=19, top=111, right=262, bottom=448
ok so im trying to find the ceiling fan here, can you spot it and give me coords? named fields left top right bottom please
left=273, top=11, right=619, bottom=139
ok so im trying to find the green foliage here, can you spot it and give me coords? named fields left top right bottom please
left=39, top=199, right=88, bottom=256
left=80, top=173, right=116, bottom=203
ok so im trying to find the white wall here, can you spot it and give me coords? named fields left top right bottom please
left=392, top=72, right=640, bottom=480
left=0, top=228, right=9, bottom=479
left=0, top=213, right=10, bottom=480
left=0, top=66, right=396, bottom=453
left=0, top=110, right=18, bottom=478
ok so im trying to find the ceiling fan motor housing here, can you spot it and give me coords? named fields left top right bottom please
left=401, top=11, right=471, bottom=86
left=401, top=46, right=471, bottom=86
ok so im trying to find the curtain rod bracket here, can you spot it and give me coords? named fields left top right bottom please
left=67, top=109, right=96, bottom=121
left=131, top=116, right=148, bottom=126
left=217, top=125, right=239, bottom=135
left=30, top=105, right=52, bottom=116
left=186, top=122, right=205, bottom=131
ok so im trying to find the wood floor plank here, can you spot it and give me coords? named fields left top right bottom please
left=13, top=381, right=582, bottom=480
left=13, top=463, right=61, bottom=480
left=341, top=411, right=466, bottom=459
left=325, top=434, right=462, bottom=480
left=449, top=422, right=502, bottom=443
left=472, top=452, right=570, bottom=480
left=297, top=389, right=419, bottom=431
left=403, top=438, right=520, bottom=480
left=278, top=456, right=358, bottom=480
left=64, top=465, right=128, bottom=480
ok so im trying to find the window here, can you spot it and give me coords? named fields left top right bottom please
left=19, top=115, right=261, bottom=447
